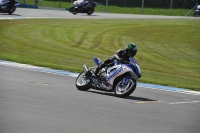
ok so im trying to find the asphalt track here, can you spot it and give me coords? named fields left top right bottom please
left=1, top=7, right=200, bottom=19
left=1, top=8, right=200, bottom=133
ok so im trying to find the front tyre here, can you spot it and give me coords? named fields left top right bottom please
left=8, top=6, right=16, bottom=14
left=193, top=11, right=200, bottom=17
left=87, top=8, right=94, bottom=15
left=114, top=78, right=136, bottom=98
left=75, top=72, right=91, bottom=91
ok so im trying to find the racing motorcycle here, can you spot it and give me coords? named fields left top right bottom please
left=0, top=0, right=20, bottom=14
left=75, top=57, right=141, bottom=98
left=193, top=6, right=200, bottom=17
left=69, top=1, right=98, bottom=15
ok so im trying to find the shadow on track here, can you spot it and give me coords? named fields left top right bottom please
left=82, top=14, right=98, bottom=16
left=88, top=90, right=157, bottom=102
left=0, top=13, right=21, bottom=16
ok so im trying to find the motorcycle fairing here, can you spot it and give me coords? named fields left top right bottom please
left=91, top=77, right=112, bottom=91
left=0, top=0, right=20, bottom=6
left=125, top=63, right=140, bottom=78
left=105, top=64, right=138, bottom=87
left=129, top=57, right=141, bottom=78
left=93, top=57, right=103, bottom=66
left=92, top=57, right=140, bottom=86
left=106, top=65, right=122, bottom=80
left=83, top=2, right=98, bottom=8
left=0, top=0, right=9, bottom=6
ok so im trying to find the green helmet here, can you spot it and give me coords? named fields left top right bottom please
left=126, top=43, right=137, bottom=57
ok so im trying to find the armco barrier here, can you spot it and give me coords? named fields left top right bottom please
left=17, top=4, right=38, bottom=9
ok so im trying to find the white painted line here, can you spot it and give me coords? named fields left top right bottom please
left=183, top=91, right=200, bottom=96
left=0, top=60, right=79, bottom=77
left=137, top=85, right=200, bottom=96
left=169, top=100, right=200, bottom=105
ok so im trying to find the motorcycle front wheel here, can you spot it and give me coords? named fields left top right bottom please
left=193, top=11, right=200, bottom=17
left=87, top=8, right=94, bottom=15
left=8, top=6, right=16, bottom=14
left=75, top=72, right=91, bottom=91
left=114, top=78, right=136, bottom=98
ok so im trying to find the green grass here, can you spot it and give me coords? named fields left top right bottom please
left=0, top=19, right=200, bottom=91
left=96, top=6, right=193, bottom=16
left=24, top=0, right=194, bottom=16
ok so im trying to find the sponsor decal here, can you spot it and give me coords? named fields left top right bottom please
left=106, top=66, right=123, bottom=81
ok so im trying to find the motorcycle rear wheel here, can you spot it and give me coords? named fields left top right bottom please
left=75, top=72, right=91, bottom=91
left=114, top=78, right=136, bottom=98
left=73, top=11, right=77, bottom=15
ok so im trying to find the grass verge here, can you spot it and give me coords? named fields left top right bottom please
left=0, top=19, right=199, bottom=91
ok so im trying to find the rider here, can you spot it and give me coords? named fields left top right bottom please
left=73, top=0, right=88, bottom=7
left=197, top=5, right=200, bottom=10
left=8, top=0, right=15, bottom=9
left=94, top=43, right=139, bottom=77
left=73, top=0, right=83, bottom=7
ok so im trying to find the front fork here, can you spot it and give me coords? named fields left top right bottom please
left=122, top=76, right=132, bottom=85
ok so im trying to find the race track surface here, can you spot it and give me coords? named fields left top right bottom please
left=0, top=65, right=200, bottom=133
left=1, top=8, right=200, bottom=19
left=0, top=8, right=200, bottom=133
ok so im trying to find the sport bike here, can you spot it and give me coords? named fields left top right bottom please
left=75, top=57, right=141, bottom=98
left=0, top=0, right=20, bottom=14
left=193, top=8, right=200, bottom=17
left=69, top=1, right=98, bottom=15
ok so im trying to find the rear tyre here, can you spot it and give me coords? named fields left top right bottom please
left=73, top=11, right=77, bottom=15
left=75, top=72, right=91, bottom=91
left=70, top=7, right=78, bottom=15
left=114, top=78, right=136, bottom=98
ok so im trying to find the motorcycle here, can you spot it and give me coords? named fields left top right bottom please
left=75, top=57, right=141, bottom=98
left=69, top=1, right=98, bottom=15
left=193, top=5, right=200, bottom=17
left=0, top=0, right=20, bottom=15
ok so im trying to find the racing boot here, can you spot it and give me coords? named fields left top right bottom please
left=94, top=63, right=105, bottom=79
